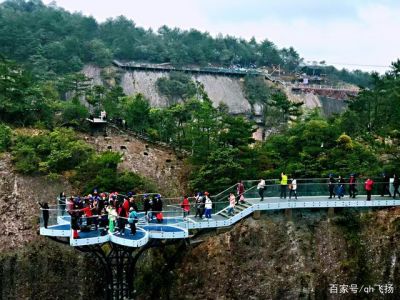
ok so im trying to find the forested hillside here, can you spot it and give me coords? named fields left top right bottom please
left=1, top=0, right=399, bottom=193
left=0, top=0, right=370, bottom=86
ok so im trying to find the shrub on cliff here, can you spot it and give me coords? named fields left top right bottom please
left=0, top=123, right=11, bottom=152
left=12, top=128, right=93, bottom=174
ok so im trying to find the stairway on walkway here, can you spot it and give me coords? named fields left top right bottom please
left=218, top=201, right=252, bottom=218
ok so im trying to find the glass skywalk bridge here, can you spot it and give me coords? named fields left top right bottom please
left=39, top=178, right=400, bottom=247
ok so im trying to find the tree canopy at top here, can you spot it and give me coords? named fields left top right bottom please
left=0, top=0, right=370, bottom=86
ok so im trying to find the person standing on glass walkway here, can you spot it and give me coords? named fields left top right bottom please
left=280, top=172, right=288, bottom=199
left=257, top=179, right=266, bottom=201
left=236, top=180, right=245, bottom=204
left=227, top=192, right=236, bottom=215
left=128, top=207, right=138, bottom=235
left=289, top=177, right=297, bottom=200
left=204, top=192, right=212, bottom=219
left=393, top=174, right=400, bottom=199
left=328, top=174, right=336, bottom=199
left=349, top=174, right=357, bottom=198
left=365, top=177, right=374, bottom=201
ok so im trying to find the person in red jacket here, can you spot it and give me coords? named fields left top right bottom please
left=123, top=197, right=130, bottom=218
left=82, top=202, right=93, bottom=227
left=181, top=196, right=190, bottom=219
left=365, top=177, right=374, bottom=201
left=236, top=181, right=245, bottom=204
left=349, top=174, right=357, bottom=198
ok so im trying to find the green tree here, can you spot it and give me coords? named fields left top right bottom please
left=156, top=72, right=197, bottom=104
left=121, top=94, right=151, bottom=134
left=243, top=75, right=270, bottom=105
left=0, top=123, right=12, bottom=152
left=59, top=98, right=89, bottom=126
left=0, top=58, right=54, bottom=126
left=189, top=148, right=244, bottom=193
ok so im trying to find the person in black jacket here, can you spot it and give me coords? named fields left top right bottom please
left=143, top=194, right=151, bottom=221
left=199, top=192, right=207, bottom=219
left=380, top=173, right=392, bottom=197
left=328, top=174, right=336, bottom=199
left=38, top=202, right=49, bottom=228
left=153, top=195, right=163, bottom=223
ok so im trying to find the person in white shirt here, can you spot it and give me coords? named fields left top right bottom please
left=227, top=192, right=236, bottom=216
left=289, top=177, right=297, bottom=200
left=204, top=192, right=213, bottom=219
left=257, top=179, right=266, bottom=201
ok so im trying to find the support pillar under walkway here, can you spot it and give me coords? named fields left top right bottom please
left=76, top=242, right=152, bottom=300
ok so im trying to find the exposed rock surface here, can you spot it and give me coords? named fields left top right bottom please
left=82, top=132, right=188, bottom=197
left=0, top=153, right=73, bottom=250
left=83, top=65, right=348, bottom=120
left=120, top=70, right=251, bottom=114
left=168, top=209, right=400, bottom=300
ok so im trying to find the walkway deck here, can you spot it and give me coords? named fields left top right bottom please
left=40, top=195, right=400, bottom=247
left=113, top=60, right=267, bottom=78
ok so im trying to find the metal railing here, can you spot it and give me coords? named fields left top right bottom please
left=42, top=178, right=398, bottom=234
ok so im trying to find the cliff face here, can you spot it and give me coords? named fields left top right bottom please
left=0, top=153, right=74, bottom=250
left=82, top=132, right=188, bottom=197
left=119, top=70, right=251, bottom=114
left=83, top=65, right=348, bottom=120
left=167, top=209, right=400, bottom=300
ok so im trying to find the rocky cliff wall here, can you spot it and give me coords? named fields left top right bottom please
left=168, top=208, right=400, bottom=300
left=83, top=65, right=348, bottom=119
left=119, top=70, right=251, bottom=114
left=0, top=153, right=74, bottom=250
left=82, top=132, right=188, bottom=197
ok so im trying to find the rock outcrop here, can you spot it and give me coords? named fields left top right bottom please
left=168, top=209, right=400, bottom=300
left=82, top=132, right=187, bottom=197
left=0, top=153, right=73, bottom=250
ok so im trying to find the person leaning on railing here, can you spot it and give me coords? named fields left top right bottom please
left=288, top=177, right=297, bottom=200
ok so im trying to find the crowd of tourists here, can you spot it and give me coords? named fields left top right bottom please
left=57, top=190, right=215, bottom=239
left=61, top=191, right=164, bottom=239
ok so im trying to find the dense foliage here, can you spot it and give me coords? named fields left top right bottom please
left=258, top=114, right=380, bottom=178
left=2, top=56, right=400, bottom=193
left=0, top=57, right=54, bottom=126
left=12, top=128, right=92, bottom=174
left=0, top=0, right=399, bottom=195
left=0, top=0, right=370, bottom=86
left=156, top=72, right=197, bottom=104
left=0, top=123, right=12, bottom=152
left=243, top=75, right=303, bottom=127
left=10, top=128, right=155, bottom=193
